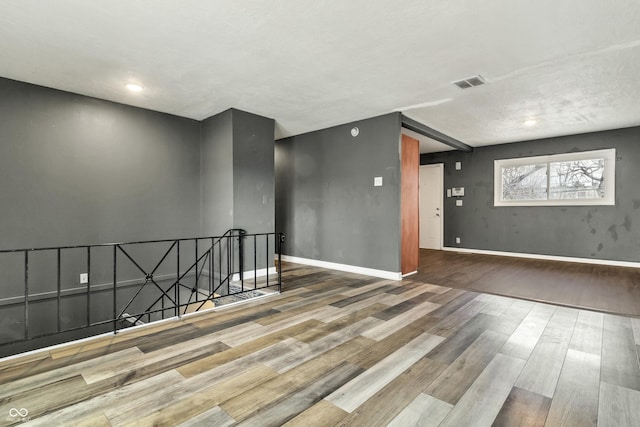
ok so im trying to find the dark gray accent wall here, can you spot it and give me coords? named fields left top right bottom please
left=201, top=109, right=234, bottom=235
left=421, top=127, right=640, bottom=262
left=232, top=109, right=275, bottom=233
left=0, top=78, right=278, bottom=355
left=200, top=109, right=275, bottom=234
left=276, top=113, right=402, bottom=272
left=200, top=108, right=276, bottom=271
left=0, top=77, right=202, bottom=250
left=0, top=77, right=203, bottom=353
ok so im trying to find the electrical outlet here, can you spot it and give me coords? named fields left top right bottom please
left=456, top=199, right=463, bottom=206
left=80, top=273, right=88, bottom=284
left=455, top=237, right=461, bottom=244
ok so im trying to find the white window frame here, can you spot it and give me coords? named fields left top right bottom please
left=494, top=148, right=616, bottom=207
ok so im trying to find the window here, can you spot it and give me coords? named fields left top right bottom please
left=494, top=149, right=615, bottom=206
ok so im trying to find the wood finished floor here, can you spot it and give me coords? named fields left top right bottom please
left=1, top=262, right=640, bottom=426
left=417, top=249, right=640, bottom=317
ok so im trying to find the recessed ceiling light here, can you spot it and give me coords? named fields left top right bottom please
left=523, top=119, right=537, bottom=127
left=126, top=83, right=143, bottom=92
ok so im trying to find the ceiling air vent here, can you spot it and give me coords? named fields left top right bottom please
left=453, top=75, right=486, bottom=89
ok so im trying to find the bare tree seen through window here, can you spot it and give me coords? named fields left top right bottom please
left=549, top=159, right=604, bottom=199
left=495, top=149, right=614, bottom=206
left=501, top=164, right=547, bottom=200
left=501, top=158, right=604, bottom=202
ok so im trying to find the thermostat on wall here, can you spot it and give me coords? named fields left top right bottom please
left=451, top=187, right=465, bottom=197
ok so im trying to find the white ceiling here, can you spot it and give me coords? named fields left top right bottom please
left=401, top=128, right=455, bottom=154
left=2, top=1, right=640, bottom=153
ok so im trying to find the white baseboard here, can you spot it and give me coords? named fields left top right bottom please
left=402, top=270, right=418, bottom=278
left=442, top=247, right=640, bottom=269
left=281, top=255, right=402, bottom=280
left=232, top=267, right=277, bottom=282
left=0, top=314, right=182, bottom=363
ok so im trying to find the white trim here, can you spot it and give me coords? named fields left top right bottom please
left=442, top=246, right=640, bottom=269
left=0, top=332, right=114, bottom=362
left=0, top=290, right=282, bottom=363
left=0, top=314, right=180, bottom=362
left=281, top=255, right=402, bottom=280
left=232, top=267, right=277, bottom=282
left=402, top=270, right=418, bottom=278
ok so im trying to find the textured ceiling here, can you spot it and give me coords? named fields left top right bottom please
left=1, top=0, right=640, bottom=153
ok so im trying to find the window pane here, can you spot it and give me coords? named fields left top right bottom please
left=501, top=164, right=548, bottom=201
left=494, top=149, right=614, bottom=206
left=549, top=158, right=604, bottom=200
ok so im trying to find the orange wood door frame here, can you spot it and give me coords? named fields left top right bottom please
left=401, top=134, right=419, bottom=275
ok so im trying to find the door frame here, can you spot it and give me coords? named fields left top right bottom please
left=419, top=163, right=444, bottom=250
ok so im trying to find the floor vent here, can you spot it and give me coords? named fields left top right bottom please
left=120, top=312, right=145, bottom=328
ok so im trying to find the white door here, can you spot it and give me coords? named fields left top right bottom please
left=419, top=164, right=443, bottom=249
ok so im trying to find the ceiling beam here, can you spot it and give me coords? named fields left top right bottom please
left=401, top=115, right=473, bottom=152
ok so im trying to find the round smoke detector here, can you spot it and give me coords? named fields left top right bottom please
left=351, top=127, right=359, bottom=137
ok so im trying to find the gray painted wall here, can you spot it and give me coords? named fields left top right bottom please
left=201, top=109, right=234, bottom=235
left=200, top=108, right=275, bottom=236
left=232, top=109, right=276, bottom=271
left=200, top=108, right=276, bottom=271
left=232, top=109, right=275, bottom=232
left=0, top=77, right=204, bottom=353
left=276, top=113, right=402, bottom=272
left=421, top=127, right=640, bottom=262
left=0, top=79, right=277, bottom=354
left=0, top=77, right=202, bottom=250
left=0, top=77, right=203, bottom=291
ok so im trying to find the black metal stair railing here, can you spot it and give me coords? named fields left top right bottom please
left=0, top=230, right=284, bottom=356
left=119, top=228, right=243, bottom=325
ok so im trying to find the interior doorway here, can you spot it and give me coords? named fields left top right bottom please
left=419, top=164, right=443, bottom=250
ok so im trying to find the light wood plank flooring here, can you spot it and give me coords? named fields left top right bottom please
left=0, top=263, right=639, bottom=426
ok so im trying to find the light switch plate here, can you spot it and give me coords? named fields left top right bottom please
left=455, top=162, right=461, bottom=170
left=374, top=176, right=383, bottom=187
left=447, top=189, right=452, bottom=198
left=452, top=187, right=465, bottom=197
left=456, top=199, right=463, bottom=206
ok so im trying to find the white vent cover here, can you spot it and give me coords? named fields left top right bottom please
left=453, top=75, right=486, bottom=89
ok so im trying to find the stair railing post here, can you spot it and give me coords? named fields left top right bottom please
left=24, top=250, right=29, bottom=340
left=176, top=240, right=181, bottom=317
left=113, top=245, right=117, bottom=334
left=254, top=234, right=257, bottom=290
left=57, top=248, right=61, bottom=333
left=238, top=230, right=244, bottom=288
left=278, top=232, right=285, bottom=292
left=87, top=246, right=91, bottom=327
left=195, top=239, right=199, bottom=302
